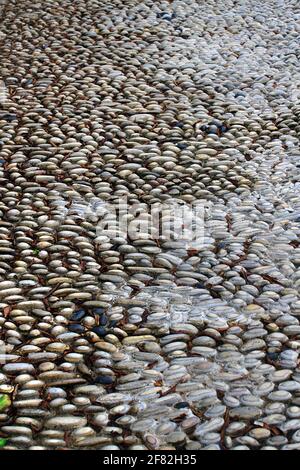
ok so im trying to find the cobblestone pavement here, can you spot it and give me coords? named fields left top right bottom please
left=0, top=0, right=300, bottom=450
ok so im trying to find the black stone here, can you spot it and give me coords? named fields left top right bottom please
left=235, top=91, right=246, bottom=98
left=217, top=241, right=227, bottom=249
left=195, top=282, right=205, bottom=288
left=175, top=402, right=189, bottom=409
left=69, top=324, right=85, bottom=333
left=177, top=143, right=188, bottom=150
left=94, top=376, right=114, bottom=385
left=70, top=309, right=86, bottom=321
left=174, top=121, right=184, bottom=128
left=100, top=313, right=108, bottom=326
left=2, top=114, right=17, bottom=122
left=267, top=352, right=279, bottom=361
left=92, top=326, right=107, bottom=337
left=218, top=124, right=228, bottom=133
left=93, top=307, right=105, bottom=315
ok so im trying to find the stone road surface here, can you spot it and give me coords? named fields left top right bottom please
left=0, top=0, right=300, bottom=451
